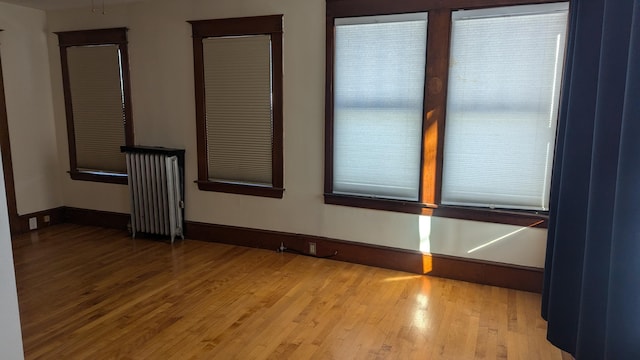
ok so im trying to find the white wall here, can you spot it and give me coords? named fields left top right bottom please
left=45, top=0, right=548, bottom=268
left=0, top=2, right=63, bottom=215
left=0, top=150, right=24, bottom=359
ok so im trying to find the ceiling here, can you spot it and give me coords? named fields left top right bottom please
left=0, top=0, right=144, bottom=11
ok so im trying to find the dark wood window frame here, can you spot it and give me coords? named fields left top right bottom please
left=325, top=0, right=566, bottom=228
left=0, top=30, right=21, bottom=234
left=189, top=15, right=284, bottom=199
left=56, top=27, right=134, bottom=185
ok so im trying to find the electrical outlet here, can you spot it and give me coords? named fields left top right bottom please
left=43, top=215, right=51, bottom=223
left=28, top=217, right=37, bottom=230
left=309, top=242, right=316, bottom=255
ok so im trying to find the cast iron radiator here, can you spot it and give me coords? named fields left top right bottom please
left=121, top=146, right=185, bottom=243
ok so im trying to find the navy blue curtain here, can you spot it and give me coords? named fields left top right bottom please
left=542, top=0, right=640, bottom=358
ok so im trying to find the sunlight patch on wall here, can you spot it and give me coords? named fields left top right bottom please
left=419, top=215, right=431, bottom=253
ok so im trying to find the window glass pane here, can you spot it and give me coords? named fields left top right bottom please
left=333, top=14, right=427, bottom=201
left=203, top=35, right=273, bottom=186
left=442, top=3, right=568, bottom=210
left=67, top=44, right=126, bottom=173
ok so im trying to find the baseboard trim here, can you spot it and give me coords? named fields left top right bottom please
left=39, top=207, right=542, bottom=293
left=16, top=207, right=66, bottom=234
left=427, top=254, right=543, bottom=293
left=185, top=221, right=543, bottom=293
left=63, top=207, right=130, bottom=230
left=185, top=221, right=425, bottom=274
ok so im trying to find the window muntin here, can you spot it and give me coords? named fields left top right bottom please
left=57, top=28, right=133, bottom=184
left=442, top=3, right=569, bottom=210
left=332, top=14, right=427, bottom=201
left=190, top=15, right=284, bottom=198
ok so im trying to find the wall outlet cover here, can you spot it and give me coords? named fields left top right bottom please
left=28, top=217, right=37, bottom=230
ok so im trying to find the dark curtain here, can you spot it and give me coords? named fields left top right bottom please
left=542, top=0, right=640, bottom=358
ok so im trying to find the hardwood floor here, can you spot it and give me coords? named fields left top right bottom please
left=13, top=224, right=567, bottom=359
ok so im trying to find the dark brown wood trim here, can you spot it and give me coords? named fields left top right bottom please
left=15, top=207, right=66, bottom=234
left=63, top=207, right=129, bottom=230
left=271, top=28, right=284, bottom=191
left=188, top=15, right=283, bottom=38
left=326, top=0, right=563, bottom=18
left=185, top=220, right=544, bottom=293
left=421, top=9, right=451, bottom=206
left=186, top=220, right=425, bottom=273
left=325, top=193, right=548, bottom=227
left=59, top=44, right=79, bottom=178
left=196, top=180, right=284, bottom=198
left=55, top=27, right=128, bottom=46
left=69, top=171, right=128, bottom=184
left=0, top=53, right=20, bottom=234
left=426, top=206, right=548, bottom=228
left=324, top=18, right=336, bottom=195
left=56, top=28, right=134, bottom=184
left=428, top=253, right=544, bottom=293
left=325, top=193, right=426, bottom=214
left=190, top=15, right=285, bottom=198
left=192, top=34, right=208, bottom=185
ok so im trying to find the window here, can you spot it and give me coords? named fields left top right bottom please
left=190, top=15, right=284, bottom=198
left=325, top=0, right=569, bottom=226
left=333, top=14, right=427, bottom=201
left=57, top=28, right=134, bottom=184
left=442, top=4, right=567, bottom=211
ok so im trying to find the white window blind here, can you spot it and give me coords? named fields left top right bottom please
left=67, top=44, right=126, bottom=173
left=333, top=14, right=427, bottom=201
left=203, top=35, right=273, bottom=186
left=442, top=3, right=568, bottom=210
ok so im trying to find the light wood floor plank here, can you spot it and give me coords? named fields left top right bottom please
left=13, top=224, right=568, bottom=359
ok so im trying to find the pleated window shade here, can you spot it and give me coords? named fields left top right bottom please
left=442, top=3, right=568, bottom=210
left=203, top=35, right=273, bottom=186
left=333, top=14, right=427, bottom=201
left=67, top=44, right=126, bottom=173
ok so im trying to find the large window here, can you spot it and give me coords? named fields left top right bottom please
left=325, top=0, right=569, bottom=226
left=57, top=28, right=134, bottom=184
left=190, top=15, right=284, bottom=198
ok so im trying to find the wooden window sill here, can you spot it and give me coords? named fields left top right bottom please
left=324, top=193, right=547, bottom=228
left=196, top=180, right=284, bottom=198
left=69, top=170, right=127, bottom=185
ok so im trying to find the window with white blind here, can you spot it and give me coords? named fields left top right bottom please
left=190, top=15, right=284, bottom=198
left=57, top=28, right=133, bottom=184
left=442, top=3, right=568, bottom=210
left=333, top=14, right=427, bottom=201
left=325, top=0, right=569, bottom=226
